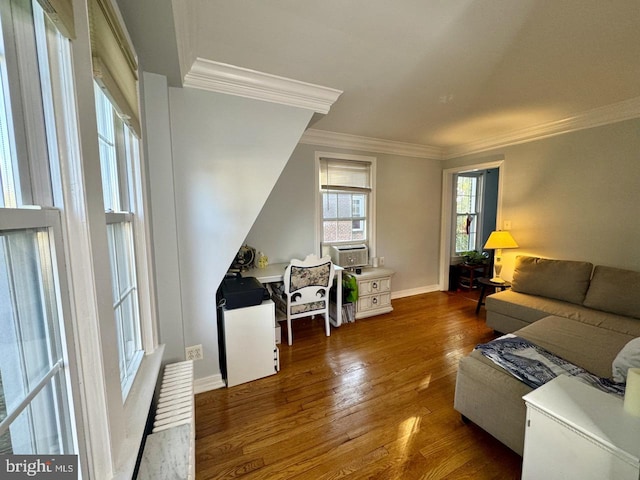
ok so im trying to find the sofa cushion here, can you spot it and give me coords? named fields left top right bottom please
left=487, top=290, right=640, bottom=337
left=517, top=315, right=637, bottom=379
left=510, top=256, right=593, bottom=305
left=583, top=265, right=640, bottom=319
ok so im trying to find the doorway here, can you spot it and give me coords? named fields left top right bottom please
left=439, top=160, right=504, bottom=290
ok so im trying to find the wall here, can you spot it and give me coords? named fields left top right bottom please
left=144, top=74, right=313, bottom=381
left=245, top=144, right=443, bottom=296
left=444, top=118, right=640, bottom=278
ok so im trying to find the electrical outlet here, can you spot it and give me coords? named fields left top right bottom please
left=186, top=344, right=203, bottom=361
left=379, top=256, right=385, bottom=266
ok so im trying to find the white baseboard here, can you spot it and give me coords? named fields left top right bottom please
left=194, top=374, right=225, bottom=394
left=391, top=284, right=441, bottom=299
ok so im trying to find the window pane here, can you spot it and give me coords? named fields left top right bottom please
left=3, top=375, right=67, bottom=454
left=456, top=176, right=478, bottom=214
left=0, top=22, right=18, bottom=208
left=0, top=228, right=73, bottom=455
left=95, top=83, right=120, bottom=211
left=322, top=190, right=367, bottom=243
left=106, top=221, right=141, bottom=391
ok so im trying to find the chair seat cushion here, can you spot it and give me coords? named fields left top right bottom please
left=291, top=300, right=326, bottom=315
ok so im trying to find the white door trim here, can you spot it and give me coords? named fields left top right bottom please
left=439, top=160, right=505, bottom=290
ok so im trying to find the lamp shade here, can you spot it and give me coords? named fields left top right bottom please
left=484, top=231, right=519, bottom=250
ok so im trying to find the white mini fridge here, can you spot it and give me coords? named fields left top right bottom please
left=219, top=300, right=279, bottom=387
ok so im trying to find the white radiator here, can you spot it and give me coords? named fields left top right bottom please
left=137, top=360, right=195, bottom=480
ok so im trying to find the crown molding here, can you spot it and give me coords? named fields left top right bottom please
left=445, top=96, right=640, bottom=159
left=183, top=58, right=343, bottom=114
left=300, top=129, right=444, bottom=160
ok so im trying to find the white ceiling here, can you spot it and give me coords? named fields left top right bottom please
left=130, top=0, right=640, bottom=152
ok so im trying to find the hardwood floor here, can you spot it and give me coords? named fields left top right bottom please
left=195, top=291, right=523, bottom=479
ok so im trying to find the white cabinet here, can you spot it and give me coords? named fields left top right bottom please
left=220, top=300, right=279, bottom=387
left=353, top=267, right=394, bottom=319
left=522, top=375, right=640, bottom=480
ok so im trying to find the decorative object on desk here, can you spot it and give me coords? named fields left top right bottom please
left=230, top=244, right=256, bottom=272
left=624, top=367, right=640, bottom=417
left=460, top=250, right=489, bottom=266
left=257, top=251, right=269, bottom=269
left=483, top=230, right=519, bottom=283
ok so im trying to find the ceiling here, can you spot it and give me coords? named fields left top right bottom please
left=120, top=0, right=640, bottom=153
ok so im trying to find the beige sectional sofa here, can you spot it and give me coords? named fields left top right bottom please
left=454, top=255, right=640, bottom=455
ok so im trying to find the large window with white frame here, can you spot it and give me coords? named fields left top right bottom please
left=0, top=0, right=77, bottom=456
left=1, top=0, right=157, bottom=476
left=317, top=154, right=376, bottom=252
left=94, top=84, right=143, bottom=397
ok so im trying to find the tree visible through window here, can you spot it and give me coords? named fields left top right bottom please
left=455, top=174, right=481, bottom=254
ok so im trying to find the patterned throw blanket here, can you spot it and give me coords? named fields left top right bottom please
left=475, top=335, right=625, bottom=396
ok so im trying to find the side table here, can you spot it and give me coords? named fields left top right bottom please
left=475, top=277, right=511, bottom=314
left=457, top=263, right=489, bottom=290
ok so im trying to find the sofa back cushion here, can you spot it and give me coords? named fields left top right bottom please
left=511, top=256, right=593, bottom=305
left=583, top=265, right=640, bottom=319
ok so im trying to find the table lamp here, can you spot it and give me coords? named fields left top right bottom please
left=484, top=230, right=518, bottom=283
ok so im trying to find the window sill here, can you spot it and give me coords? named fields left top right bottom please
left=111, top=344, right=165, bottom=480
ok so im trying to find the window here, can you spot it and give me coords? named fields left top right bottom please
left=94, top=84, right=143, bottom=397
left=0, top=0, right=77, bottom=456
left=454, top=173, right=482, bottom=254
left=318, top=154, right=375, bottom=249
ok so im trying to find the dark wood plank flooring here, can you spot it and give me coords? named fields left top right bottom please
left=195, top=290, right=522, bottom=479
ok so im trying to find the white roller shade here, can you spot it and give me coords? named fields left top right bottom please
left=320, top=158, right=371, bottom=192
left=89, top=0, right=140, bottom=136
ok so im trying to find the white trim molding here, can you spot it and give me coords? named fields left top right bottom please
left=301, top=128, right=444, bottom=160
left=300, top=97, right=640, bottom=160
left=194, top=373, right=225, bottom=394
left=391, top=284, right=441, bottom=299
left=183, top=58, right=343, bottom=114
left=445, top=96, right=640, bottom=159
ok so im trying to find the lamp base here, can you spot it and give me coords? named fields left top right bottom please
left=490, top=277, right=506, bottom=284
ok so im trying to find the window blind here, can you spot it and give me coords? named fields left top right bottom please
left=36, top=0, right=74, bottom=38
left=89, top=0, right=140, bottom=136
left=320, top=158, right=371, bottom=192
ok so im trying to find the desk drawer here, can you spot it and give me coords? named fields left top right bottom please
left=357, top=293, right=391, bottom=314
left=359, top=277, right=391, bottom=296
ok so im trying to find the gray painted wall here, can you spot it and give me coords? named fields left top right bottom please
left=245, top=144, right=443, bottom=295
left=144, top=74, right=313, bottom=380
left=444, top=118, right=640, bottom=278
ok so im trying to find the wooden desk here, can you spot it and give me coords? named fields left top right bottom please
left=242, top=263, right=344, bottom=327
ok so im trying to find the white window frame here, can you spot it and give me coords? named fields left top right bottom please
left=0, top=207, right=81, bottom=457
left=94, top=83, right=145, bottom=398
left=0, top=0, right=83, bottom=462
left=0, top=0, right=161, bottom=477
left=315, top=151, right=377, bottom=257
left=453, top=172, right=484, bottom=255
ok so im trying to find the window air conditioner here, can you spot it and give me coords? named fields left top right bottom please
left=329, top=244, right=369, bottom=268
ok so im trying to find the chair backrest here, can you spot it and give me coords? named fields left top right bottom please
left=284, top=254, right=335, bottom=313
